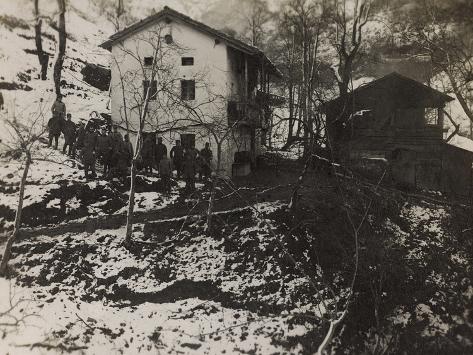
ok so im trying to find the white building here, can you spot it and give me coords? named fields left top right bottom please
left=100, top=6, right=281, bottom=176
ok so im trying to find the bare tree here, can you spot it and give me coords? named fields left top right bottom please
left=114, top=31, right=167, bottom=246
left=400, top=0, right=473, bottom=128
left=53, top=0, right=66, bottom=97
left=273, top=15, right=303, bottom=148
left=0, top=281, right=38, bottom=339
left=277, top=0, right=325, bottom=153
left=242, top=0, right=273, bottom=49
left=33, top=0, right=49, bottom=80
left=329, top=0, right=372, bottom=98
left=93, top=0, right=133, bottom=32
left=0, top=104, right=50, bottom=276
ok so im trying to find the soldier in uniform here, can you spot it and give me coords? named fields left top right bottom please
left=183, top=147, right=198, bottom=193
left=62, top=113, right=76, bottom=156
left=170, top=140, right=184, bottom=178
left=124, top=134, right=134, bottom=166
left=141, top=135, right=154, bottom=173
left=82, top=126, right=98, bottom=179
left=96, top=128, right=112, bottom=177
left=155, top=137, right=167, bottom=171
left=159, top=153, right=173, bottom=193
left=109, top=125, right=123, bottom=174
left=51, top=95, right=66, bottom=121
left=199, top=142, right=213, bottom=181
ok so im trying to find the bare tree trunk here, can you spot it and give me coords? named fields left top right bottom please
left=288, top=151, right=312, bottom=211
left=206, top=143, right=222, bottom=234
left=286, top=84, right=295, bottom=146
left=124, top=155, right=138, bottom=246
left=53, top=0, right=66, bottom=96
left=124, top=115, right=146, bottom=246
left=116, top=0, right=124, bottom=30
left=337, top=54, right=355, bottom=100
left=301, top=24, right=309, bottom=150
left=445, top=69, right=473, bottom=125
left=316, top=311, right=347, bottom=355
left=444, top=109, right=460, bottom=143
left=295, top=85, right=303, bottom=138
left=34, top=0, right=49, bottom=80
left=123, top=43, right=159, bottom=246
left=113, top=57, right=130, bottom=131
left=0, top=153, right=31, bottom=277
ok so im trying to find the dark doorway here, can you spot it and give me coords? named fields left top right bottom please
left=180, top=133, right=195, bottom=149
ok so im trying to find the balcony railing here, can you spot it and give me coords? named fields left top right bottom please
left=256, top=90, right=285, bottom=107
left=227, top=100, right=262, bottom=127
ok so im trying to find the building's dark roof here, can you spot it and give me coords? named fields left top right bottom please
left=326, top=72, right=454, bottom=109
left=100, top=6, right=281, bottom=77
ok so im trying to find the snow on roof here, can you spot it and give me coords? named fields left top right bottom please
left=352, top=76, right=376, bottom=90
left=447, top=135, right=473, bottom=153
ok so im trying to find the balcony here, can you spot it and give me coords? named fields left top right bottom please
left=255, top=90, right=285, bottom=107
left=227, top=100, right=262, bottom=127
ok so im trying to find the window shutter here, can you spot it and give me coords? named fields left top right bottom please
left=181, top=80, right=186, bottom=100
left=181, top=80, right=196, bottom=100
left=189, top=80, right=195, bottom=100
left=143, top=80, right=157, bottom=101
left=143, top=80, right=149, bottom=99
left=151, top=80, right=157, bottom=100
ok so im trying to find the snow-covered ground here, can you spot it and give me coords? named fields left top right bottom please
left=0, top=201, right=322, bottom=354
left=2, top=190, right=471, bottom=354
left=0, top=278, right=306, bottom=354
left=447, top=134, right=473, bottom=152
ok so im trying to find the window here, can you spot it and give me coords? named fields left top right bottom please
left=143, top=80, right=157, bottom=100
left=227, top=100, right=239, bottom=122
left=181, top=57, right=194, bottom=66
left=164, top=34, right=173, bottom=44
left=181, top=80, right=195, bottom=100
left=144, top=57, right=153, bottom=67
left=425, top=108, right=438, bottom=125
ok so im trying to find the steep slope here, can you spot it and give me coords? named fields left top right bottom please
left=1, top=162, right=472, bottom=354
left=0, top=0, right=110, bottom=130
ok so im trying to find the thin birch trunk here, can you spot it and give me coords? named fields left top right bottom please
left=288, top=151, right=312, bottom=211
left=34, top=0, right=48, bottom=80
left=123, top=45, right=159, bottom=246
left=206, top=143, right=221, bottom=234
left=0, top=153, right=31, bottom=276
left=53, top=0, right=66, bottom=96
left=124, top=156, right=138, bottom=245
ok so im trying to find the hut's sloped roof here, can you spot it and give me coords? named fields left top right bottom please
left=327, top=72, right=454, bottom=110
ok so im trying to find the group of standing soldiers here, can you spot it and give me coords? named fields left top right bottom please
left=141, top=137, right=213, bottom=192
left=47, top=96, right=133, bottom=179
left=113, top=136, right=214, bottom=193
left=81, top=125, right=134, bottom=180
left=47, top=95, right=214, bottom=188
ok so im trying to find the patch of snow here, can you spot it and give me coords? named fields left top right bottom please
left=415, top=303, right=450, bottom=336
left=448, top=135, right=473, bottom=153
